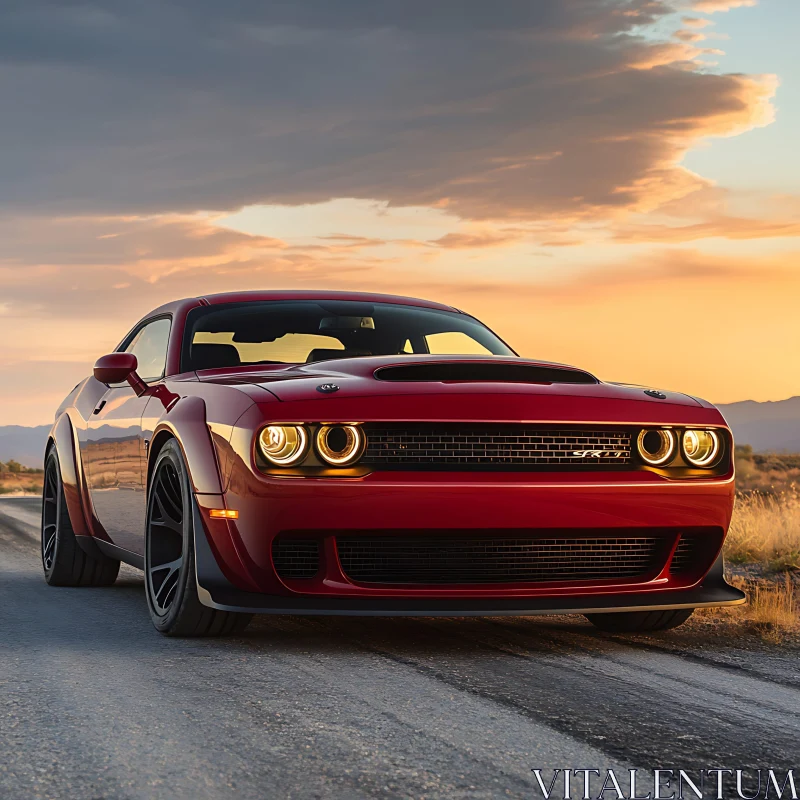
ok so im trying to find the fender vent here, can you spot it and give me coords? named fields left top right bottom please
left=374, top=362, right=597, bottom=384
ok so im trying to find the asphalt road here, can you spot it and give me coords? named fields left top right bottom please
left=2, top=497, right=799, bottom=800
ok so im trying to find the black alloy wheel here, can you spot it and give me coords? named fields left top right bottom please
left=41, top=448, right=120, bottom=587
left=144, top=439, right=251, bottom=637
left=41, top=457, right=59, bottom=573
left=146, top=457, right=185, bottom=616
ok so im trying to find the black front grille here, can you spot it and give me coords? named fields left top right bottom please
left=336, top=534, right=664, bottom=585
left=362, top=425, right=632, bottom=468
left=272, top=538, right=320, bottom=579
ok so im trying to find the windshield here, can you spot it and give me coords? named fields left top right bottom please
left=182, top=300, right=515, bottom=371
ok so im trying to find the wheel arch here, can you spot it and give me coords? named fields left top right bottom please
left=146, top=395, right=224, bottom=496
left=47, top=412, right=92, bottom=539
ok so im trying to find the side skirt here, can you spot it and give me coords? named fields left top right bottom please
left=77, top=535, right=145, bottom=570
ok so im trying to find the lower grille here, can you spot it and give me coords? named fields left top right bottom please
left=670, top=536, right=697, bottom=574
left=272, top=538, right=320, bottom=579
left=336, top=534, right=664, bottom=585
left=362, top=425, right=632, bottom=469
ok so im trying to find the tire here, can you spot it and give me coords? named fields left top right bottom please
left=144, top=439, right=252, bottom=637
left=585, top=608, right=694, bottom=633
left=41, top=448, right=120, bottom=587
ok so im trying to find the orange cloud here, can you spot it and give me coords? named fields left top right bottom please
left=314, top=235, right=389, bottom=249
left=682, top=17, right=714, bottom=28
left=613, top=215, right=800, bottom=243
left=692, top=0, right=756, bottom=12
left=674, top=29, right=707, bottom=42
left=428, top=231, right=524, bottom=249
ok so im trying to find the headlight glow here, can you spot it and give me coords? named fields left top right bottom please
left=258, top=425, right=309, bottom=466
left=637, top=428, right=676, bottom=466
left=682, top=429, right=720, bottom=467
left=316, top=424, right=365, bottom=466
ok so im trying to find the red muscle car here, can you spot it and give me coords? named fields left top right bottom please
left=42, top=291, right=744, bottom=636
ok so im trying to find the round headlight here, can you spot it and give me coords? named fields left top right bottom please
left=316, top=424, right=365, bottom=466
left=258, top=425, right=309, bottom=466
left=682, top=429, right=720, bottom=467
left=637, top=428, right=676, bottom=466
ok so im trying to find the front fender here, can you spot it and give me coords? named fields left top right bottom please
left=147, top=394, right=260, bottom=592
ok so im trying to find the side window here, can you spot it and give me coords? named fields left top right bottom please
left=124, top=318, right=172, bottom=382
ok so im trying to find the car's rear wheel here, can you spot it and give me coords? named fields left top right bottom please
left=41, top=448, right=120, bottom=586
left=585, top=608, right=694, bottom=633
left=144, top=440, right=252, bottom=637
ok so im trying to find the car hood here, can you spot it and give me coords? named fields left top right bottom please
left=197, top=355, right=703, bottom=408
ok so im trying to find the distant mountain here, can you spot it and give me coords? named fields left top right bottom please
left=0, top=396, right=797, bottom=466
left=717, top=396, right=800, bottom=453
left=0, top=425, right=51, bottom=468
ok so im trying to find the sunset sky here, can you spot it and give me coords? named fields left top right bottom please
left=1, top=0, right=798, bottom=426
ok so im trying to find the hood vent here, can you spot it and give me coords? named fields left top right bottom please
left=374, top=362, right=597, bottom=384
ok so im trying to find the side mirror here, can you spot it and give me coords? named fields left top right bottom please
left=93, top=353, right=148, bottom=396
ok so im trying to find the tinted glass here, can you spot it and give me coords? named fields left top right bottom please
left=124, top=318, right=171, bottom=381
left=183, top=301, right=514, bottom=370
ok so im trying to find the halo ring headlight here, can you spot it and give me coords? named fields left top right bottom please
left=682, top=429, right=720, bottom=467
left=637, top=428, right=676, bottom=466
left=316, top=424, right=365, bottom=466
left=258, top=424, right=309, bottom=466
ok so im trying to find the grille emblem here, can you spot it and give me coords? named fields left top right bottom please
left=572, top=450, right=626, bottom=458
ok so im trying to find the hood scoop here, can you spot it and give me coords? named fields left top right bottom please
left=373, top=362, right=598, bottom=385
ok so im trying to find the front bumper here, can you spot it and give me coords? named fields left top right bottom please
left=194, top=497, right=744, bottom=614
left=192, top=470, right=738, bottom=613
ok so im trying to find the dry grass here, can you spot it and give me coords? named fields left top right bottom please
left=743, top=575, right=797, bottom=634
left=698, top=574, right=798, bottom=642
left=725, top=486, right=800, bottom=566
left=735, top=447, right=800, bottom=494
left=0, top=470, right=43, bottom=496
left=709, top=483, right=800, bottom=640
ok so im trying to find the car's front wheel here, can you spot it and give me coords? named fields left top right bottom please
left=585, top=608, right=694, bottom=633
left=144, top=440, right=252, bottom=637
left=41, top=448, right=120, bottom=586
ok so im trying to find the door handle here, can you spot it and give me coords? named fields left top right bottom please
left=93, top=400, right=107, bottom=415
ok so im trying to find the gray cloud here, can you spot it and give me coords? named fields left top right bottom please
left=0, top=0, right=773, bottom=219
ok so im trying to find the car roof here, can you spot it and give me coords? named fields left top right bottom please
left=148, top=290, right=458, bottom=317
